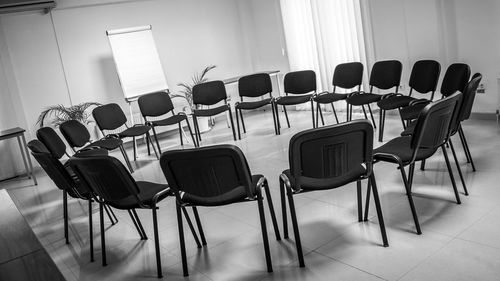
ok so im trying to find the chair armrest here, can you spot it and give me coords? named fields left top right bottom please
left=409, top=99, right=430, bottom=106
left=381, top=93, right=400, bottom=99
left=279, top=173, right=292, bottom=189
left=105, top=134, right=120, bottom=139
left=151, top=186, right=172, bottom=206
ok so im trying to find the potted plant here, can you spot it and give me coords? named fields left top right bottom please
left=36, top=102, right=102, bottom=139
left=171, top=65, right=216, bottom=133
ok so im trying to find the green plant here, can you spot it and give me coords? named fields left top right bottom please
left=172, top=65, right=216, bottom=108
left=36, top=102, right=102, bottom=127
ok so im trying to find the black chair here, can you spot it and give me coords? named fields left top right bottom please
left=347, top=60, right=402, bottom=128
left=274, top=70, right=316, bottom=134
left=68, top=154, right=202, bottom=278
left=365, top=92, right=462, bottom=235
left=160, top=144, right=281, bottom=276
left=34, top=127, right=118, bottom=241
left=234, top=73, right=278, bottom=139
left=59, top=119, right=132, bottom=171
left=192, top=81, right=236, bottom=145
left=313, top=62, right=363, bottom=126
left=279, top=120, right=388, bottom=267
left=377, top=60, right=440, bottom=141
left=138, top=91, right=197, bottom=152
left=400, top=63, right=470, bottom=121
left=92, top=103, right=158, bottom=172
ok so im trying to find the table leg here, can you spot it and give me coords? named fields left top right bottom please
left=20, top=134, right=37, bottom=185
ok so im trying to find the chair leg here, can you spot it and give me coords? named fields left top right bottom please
left=331, top=103, right=339, bottom=124
left=228, top=108, right=237, bottom=141
left=459, top=126, right=476, bottom=171
left=128, top=210, right=145, bottom=239
left=361, top=105, right=368, bottom=119
left=458, top=126, right=471, bottom=163
left=263, top=179, right=281, bottom=240
left=146, top=133, right=159, bottom=160
left=356, top=180, right=363, bottom=222
left=449, top=139, right=469, bottom=195
left=370, top=173, right=389, bottom=247
left=132, top=137, right=137, bottom=161
left=192, top=207, right=207, bottom=246
left=318, top=104, right=325, bottom=126
left=63, top=190, right=69, bottom=244
left=398, top=109, right=407, bottom=129
left=151, top=126, right=162, bottom=154
left=152, top=207, right=163, bottom=278
left=378, top=109, right=385, bottom=142
left=146, top=132, right=151, bottom=156
left=88, top=200, right=94, bottom=262
left=119, top=144, right=134, bottom=173
left=349, top=104, right=353, bottom=121
left=279, top=177, right=288, bottom=239
left=181, top=207, right=202, bottom=248
left=363, top=178, right=371, bottom=221
left=236, top=107, right=241, bottom=140
left=367, top=104, right=377, bottom=129
left=257, top=188, right=273, bottom=272
left=346, top=102, right=350, bottom=122
left=178, top=123, right=184, bottom=146
left=193, top=115, right=201, bottom=144
left=133, top=209, right=148, bottom=239
left=239, top=109, right=246, bottom=133
left=103, top=204, right=117, bottom=225
left=185, top=119, right=198, bottom=148
left=315, top=104, right=320, bottom=128
left=271, top=103, right=278, bottom=135
left=286, top=185, right=305, bottom=267
left=275, top=103, right=281, bottom=135
left=99, top=203, right=107, bottom=266
left=399, top=162, right=422, bottom=235
left=283, top=105, right=291, bottom=128
left=408, top=163, right=415, bottom=192
left=441, top=145, right=461, bottom=204
left=420, top=160, right=426, bottom=171
left=310, top=100, right=315, bottom=128
left=176, top=203, right=189, bottom=276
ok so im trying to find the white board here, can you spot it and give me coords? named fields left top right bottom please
left=106, top=25, right=168, bottom=101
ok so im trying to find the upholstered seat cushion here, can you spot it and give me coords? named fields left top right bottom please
left=118, top=125, right=151, bottom=138
left=151, top=114, right=187, bottom=126
left=373, top=136, right=436, bottom=164
left=236, top=98, right=272, bottom=110
left=106, top=181, right=171, bottom=209
left=347, top=93, right=382, bottom=105
left=314, top=93, right=348, bottom=103
left=87, top=137, right=123, bottom=150
left=181, top=175, right=262, bottom=206
left=275, top=94, right=313, bottom=105
left=377, top=95, right=416, bottom=110
left=193, top=105, right=229, bottom=117
left=400, top=103, right=428, bottom=120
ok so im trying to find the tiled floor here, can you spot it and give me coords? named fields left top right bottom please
left=3, top=108, right=500, bottom=281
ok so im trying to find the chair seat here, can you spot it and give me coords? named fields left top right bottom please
left=275, top=94, right=313, bottom=105
left=314, top=93, right=348, bottom=104
left=400, top=103, right=429, bottom=120
left=181, top=175, right=262, bottom=206
left=108, top=181, right=171, bottom=209
left=377, top=95, right=415, bottom=110
left=400, top=121, right=416, bottom=136
left=151, top=114, right=187, bottom=126
left=282, top=165, right=367, bottom=192
left=118, top=125, right=151, bottom=138
left=88, top=138, right=123, bottom=150
left=373, top=136, right=437, bottom=164
left=347, top=93, right=382, bottom=105
left=194, top=105, right=229, bottom=117
left=236, top=98, right=272, bottom=110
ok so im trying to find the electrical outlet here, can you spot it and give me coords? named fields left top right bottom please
left=477, top=83, right=485, bottom=94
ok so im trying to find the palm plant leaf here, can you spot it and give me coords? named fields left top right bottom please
left=36, top=102, right=101, bottom=127
left=174, top=65, right=216, bottom=108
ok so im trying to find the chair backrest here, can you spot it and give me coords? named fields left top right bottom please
left=369, top=60, right=402, bottom=90
left=288, top=120, right=373, bottom=190
left=60, top=120, right=91, bottom=148
left=192, top=80, right=227, bottom=106
left=411, top=92, right=461, bottom=156
left=27, top=140, right=76, bottom=193
left=332, top=62, right=363, bottom=90
left=408, top=60, right=441, bottom=98
left=440, top=63, right=470, bottom=97
left=238, top=73, right=272, bottom=98
left=69, top=155, right=142, bottom=208
left=92, top=103, right=127, bottom=131
left=160, top=144, right=255, bottom=202
left=36, top=127, right=67, bottom=159
left=138, top=91, right=174, bottom=117
left=460, top=73, right=482, bottom=121
left=284, top=70, right=316, bottom=95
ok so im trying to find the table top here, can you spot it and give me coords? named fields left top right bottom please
left=223, top=70, right=280, bottom=85
left=0, top=127, right=25, bottom=138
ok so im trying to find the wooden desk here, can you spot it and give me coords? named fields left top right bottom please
left=0, top=127, right=36, bottom=185
left=0, top=190, right=65, bottom=280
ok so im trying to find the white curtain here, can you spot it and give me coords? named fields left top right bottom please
left=280, top=0, right=368, bottom=95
